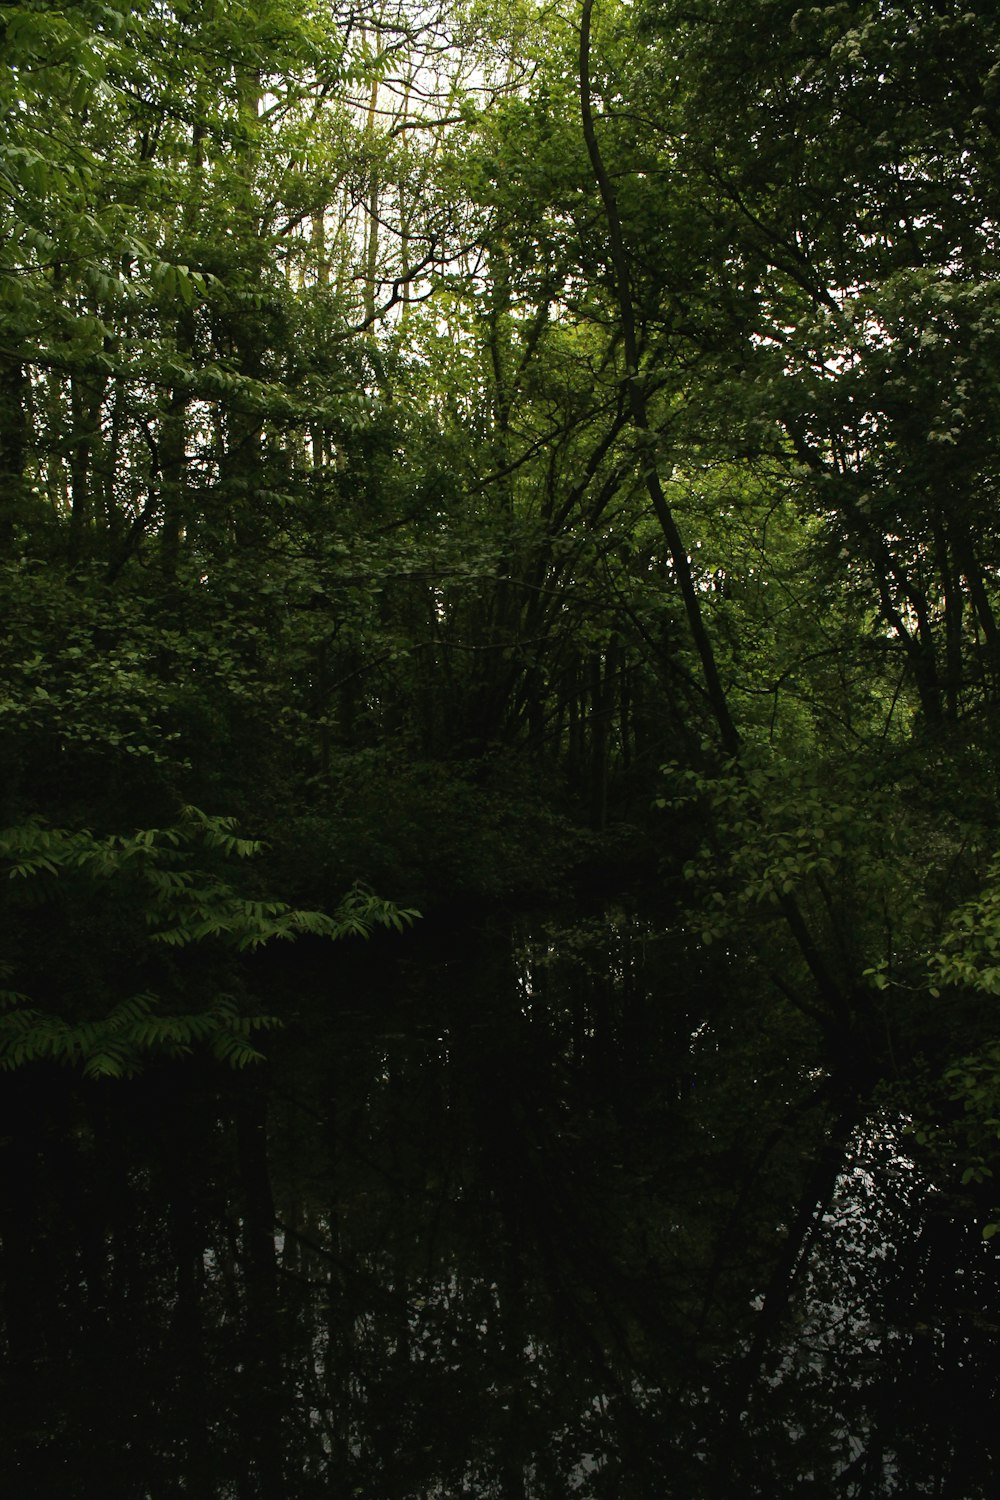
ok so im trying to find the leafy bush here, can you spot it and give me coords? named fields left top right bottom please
left=0, top=806, right=416, bottom=1077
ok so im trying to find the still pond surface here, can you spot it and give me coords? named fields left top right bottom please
left=1, top=913, right=996, bottom=1498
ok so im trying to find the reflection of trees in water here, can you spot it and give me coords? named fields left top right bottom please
left=728, top=1115, right=1000, bottom=1499
left=0, top=920, right=997, bottom=1498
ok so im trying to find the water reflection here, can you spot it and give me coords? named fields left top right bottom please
left=0, top=916, right=996, bottom=1498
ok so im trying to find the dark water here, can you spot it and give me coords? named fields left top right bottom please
left=1, top=914, right=996, bottom=1498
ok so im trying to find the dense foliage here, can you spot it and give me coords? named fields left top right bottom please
left=2, top=0, right=999, bottom=1214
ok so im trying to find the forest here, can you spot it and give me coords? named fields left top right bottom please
left=2, top=0, right=1000, bottom=1495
